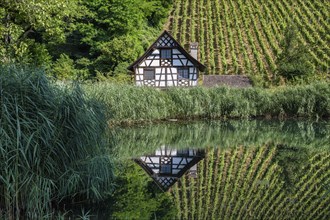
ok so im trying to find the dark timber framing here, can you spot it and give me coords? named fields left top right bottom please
left=128, top=30, right=206, bottom=88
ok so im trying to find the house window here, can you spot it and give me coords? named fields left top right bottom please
left=178, top=68, right=189, bottom=79
left=144, top=69, right=155, bottom=80
left=160, top=164, right=171, bottom=174
left=161, top=49, right=172, bottom=59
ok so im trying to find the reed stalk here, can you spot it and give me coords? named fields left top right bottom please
left=0, top=65, right=115, bottom=218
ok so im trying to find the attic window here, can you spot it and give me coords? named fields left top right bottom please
left=144, top=69, right=155, bottom=80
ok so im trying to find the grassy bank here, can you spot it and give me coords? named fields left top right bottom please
left=0, top=66, right=114, bottom=218
left=86, top=82, right=330, bottom=123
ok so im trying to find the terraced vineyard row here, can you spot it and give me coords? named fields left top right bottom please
left=171, top=146, right=330, bottom=219
left=168, top=0, right=329, bottom=80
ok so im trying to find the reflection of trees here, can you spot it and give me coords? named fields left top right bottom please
left=108, top=120, right=330, bottom=218
left=274, top=144, right=309, bottom=192
left=109, top=161, right=176, bottom=219
left=111, top=120, right=330, bottom=160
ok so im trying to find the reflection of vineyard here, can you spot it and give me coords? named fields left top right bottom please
left=172, top=146, right=330, bottom=219
left=168, top=0, right=329, bottom=77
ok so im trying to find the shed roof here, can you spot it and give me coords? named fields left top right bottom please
left=203, top=75, right=253, bottom=88
left=127, top=30, right=206, bottom=72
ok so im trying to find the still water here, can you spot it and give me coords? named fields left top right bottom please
left=101, top=120, right=329, bottom=219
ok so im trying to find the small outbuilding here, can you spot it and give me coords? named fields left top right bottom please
left=128, top=30, right=206, bottom=88
left=203, top=75, right=253, bottom=88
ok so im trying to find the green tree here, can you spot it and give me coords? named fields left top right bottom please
left=52, top=54, right=78, bottom=80
left=67, top=0, right=171, bottom=78
left=276, top=24, right=314, bottom=81
left=0, top=0, right=172, bottom=80
left=94, top=34, right=145, bottom=75
left=0, top=0, right=82, bottom=65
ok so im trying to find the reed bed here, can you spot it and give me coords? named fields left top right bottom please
left=0, top=66, right=114, bottom=218
left=85, top=82, right=330, bottom=123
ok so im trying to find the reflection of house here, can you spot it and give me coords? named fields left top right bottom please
left=128, top=30, right=206, bottom=87
left=134, top=146, right=205, bottom=191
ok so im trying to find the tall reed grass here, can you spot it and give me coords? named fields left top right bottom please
left=85, top=82, right=330, bottom=123
left=0, top=66, right=114, bottom=218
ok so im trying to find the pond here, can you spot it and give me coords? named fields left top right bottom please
left=88, top=120, right=330, bottom=219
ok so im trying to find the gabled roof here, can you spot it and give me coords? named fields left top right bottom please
left=127, top=30, right=206, bottom=72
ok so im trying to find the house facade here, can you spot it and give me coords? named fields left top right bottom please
left=128, top=30, right=206, bottom=88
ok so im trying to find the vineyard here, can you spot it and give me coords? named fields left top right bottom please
left=167, top=0, right=329, bottom=81
left=172, top=146, right=330, bottom=219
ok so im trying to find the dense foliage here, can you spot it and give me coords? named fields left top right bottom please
left=169, top=0, right=329, bottom=85
left=0, top=66, right=114, bottom=218
left=86, top=82, right=330, bottom=123
left=0, top=0, right=172, bottom=79
left=276, top=24, right=315, bottom=80
left=1, top=0, right=328, bottom=84
left=172, top=146, right=330, bottom=219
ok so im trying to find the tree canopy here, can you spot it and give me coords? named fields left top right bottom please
left=0, top=0, right=172, bottom=79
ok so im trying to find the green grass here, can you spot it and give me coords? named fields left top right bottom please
left=0, top=66, right=114, bottom=218
left=86, top=82, right=330, bottom=123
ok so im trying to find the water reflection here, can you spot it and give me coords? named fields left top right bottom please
left=135, top=146, right=205, bottom=191
left=107, top=120, right=330, bottom=219
left=112, top=120, right=330, bottom=160
left=171, top=146, right=330, bottom=219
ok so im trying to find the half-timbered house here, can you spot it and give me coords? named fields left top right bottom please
left=134, top=146, right=205, bottom=191
left=128, top=30, right=206, bottom=87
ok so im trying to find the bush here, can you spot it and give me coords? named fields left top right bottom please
left=276, top=24, right=314, bottom=81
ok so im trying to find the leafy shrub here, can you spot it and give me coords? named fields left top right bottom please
left=276, top=24, right=314, bottom=80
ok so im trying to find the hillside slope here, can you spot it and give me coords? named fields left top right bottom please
left=167, top=0, right=329, bottom=82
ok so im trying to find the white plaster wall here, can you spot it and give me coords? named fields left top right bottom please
left=150, top=60, right=160, bottom=66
